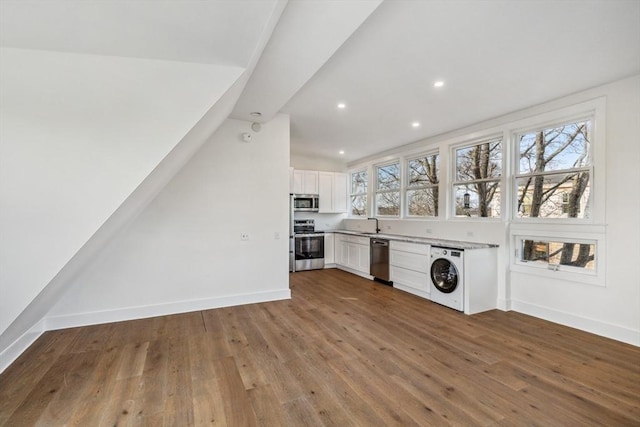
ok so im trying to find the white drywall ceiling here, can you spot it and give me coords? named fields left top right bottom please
left=0, top=0, right=279, bottom=66
left=278, top=0, right=640, bottom=162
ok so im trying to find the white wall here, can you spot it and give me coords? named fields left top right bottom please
left=343, top=75, right=640, bottom=345
left=290, top=152, right=347, bottom=172
left=0, top=47, right=243, bottom=338
left=509, top=76, right=640, bottom=345
left=46, top=115, right=291, bottom=326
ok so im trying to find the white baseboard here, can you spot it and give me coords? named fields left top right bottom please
left=497, top=298, right=511, bottom=311
left=0, top=319, right=45, bottom=374
left=0, top=289, right=291, bottom=375
left=511, top=299, right=640, bottom=347
left=46, top=289, right=292, bottom=331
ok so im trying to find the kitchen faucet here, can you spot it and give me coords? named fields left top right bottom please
left=367, top=217, right=381, bottom=233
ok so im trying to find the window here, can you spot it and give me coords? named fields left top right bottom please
left=406, top=153, right=439, bottom=217
left=453, top=138, right=502, bottom=218
left=515, top=119, right=592, bottom=220
left=375, top=162, right=400, bottom=216
left=516, top=236, right=596, bottom=274
left=349, top=169, right=367, bottom=216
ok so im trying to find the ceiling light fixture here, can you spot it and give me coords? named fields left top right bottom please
left=412, top=122, right=420, bottom=128
left=434, top=81, right=444, bottom=88
left=337, top=103, right=346, bottom=109
left=339, top=150, right=345, bottom=155
left=250, top=111, right=262, bottom=117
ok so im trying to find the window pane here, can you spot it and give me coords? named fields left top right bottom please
left=519, top=121, right=591, bottom=174
left=407, top=188, right=438, bottom=216
left=408, top=154, right=439, bottom=188
left=516, top=172, right=590, bottom=219
left=376, top=192, right=399, bottom=216
left=455, top=139, right=502, bottom=181
left=377, top=163, right=400, bottom=190
left=521, top=239, right=595, bottom=270
left=350, top=195, right=367, bottom=216
left=351, top=170, right=367, bottom=194
left=453, top=183, right=501, bottom=218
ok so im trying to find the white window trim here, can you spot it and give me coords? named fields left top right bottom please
left=374, top=159, right=402, bottom=218
left=405, top=151, right=440, bottom=218
left=348, top=168, right=368, bottom=217
left=510, top=224, right=606, bottom=286
left=450, top=135, right=504, bottom=220
left=509, top=98, right=606, bottom=225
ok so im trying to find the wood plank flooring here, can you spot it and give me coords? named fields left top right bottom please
left=1, top=268, right=639, bottom=426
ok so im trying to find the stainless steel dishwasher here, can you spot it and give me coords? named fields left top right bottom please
left=370, top=238, right=392, bottom=285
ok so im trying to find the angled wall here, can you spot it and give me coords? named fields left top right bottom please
left=46, top=115, right=291, bottom=328
left=0, top=47, right=243, bottom=340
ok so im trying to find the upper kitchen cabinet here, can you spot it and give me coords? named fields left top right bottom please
left=318, top=172, right=348, bottom=213
left=293, top=170, right=319, bottom=194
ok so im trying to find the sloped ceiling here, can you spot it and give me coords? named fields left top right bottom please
left=276, top=0, right=640, bottom=162
left=0, top=0, right=278, bottom=66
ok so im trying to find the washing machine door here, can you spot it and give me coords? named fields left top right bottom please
left=430, top=258, right=459, bottom=294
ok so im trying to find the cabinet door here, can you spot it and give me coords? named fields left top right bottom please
left=318, top=172, right=333, bottom=212
left=324, top=233, right=335, bottom=265
left=347, top=243, right=359, bottom=269
left=303, top=171, right=318, bottom=194
left=333, top=173, right=348, bottom=213
left=357, top=243, right=370, bottom=274
left=293, top=170, right=304, bottom=194
left=339, top=241, right=349, bottom=265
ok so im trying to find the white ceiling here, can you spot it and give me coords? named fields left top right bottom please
left=276, top=0, right=640, bottom=163
left=0, top=0, right=280, bottom=67
left=2, top=0, right=639, bottom=165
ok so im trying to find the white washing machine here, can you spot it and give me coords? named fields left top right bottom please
left=430, top=247, right=464, bottom=311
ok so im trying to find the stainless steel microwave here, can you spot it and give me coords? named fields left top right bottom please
left=293, top=194, right=319, bottom=212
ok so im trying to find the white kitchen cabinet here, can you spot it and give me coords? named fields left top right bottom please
left=335, top=234, right=370, bottom=277
left=293, top=170, right=319, bottom=194
left=324, top=233, right=335, bottom=266
left=390, top=241, right=430, bottom=299
left=318, top=172, right=348, bottom=213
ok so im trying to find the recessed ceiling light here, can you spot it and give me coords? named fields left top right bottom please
left=412, top=122, right=421, bottom=128
left=434, top=81, right=444, bottom=88
left=337, top=103, right=346, bottom=109
left=250, top=111, right=262, bottom=117
left=339, top=150, right=345, bottom=155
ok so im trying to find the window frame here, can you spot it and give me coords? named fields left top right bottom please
left=450, top=136, right=504, bottom=220
left=405, top=151, right=440, bottom=218
left=512, top=115, right=594, bottom=223
left=511, top=226, right=605, bottom=286
left=374, top=160, right=402, bottom=217
left=348, top=168, right=368, bottom=217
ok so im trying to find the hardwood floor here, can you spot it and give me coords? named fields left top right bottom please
left=1, top=268, right=639, bottom=426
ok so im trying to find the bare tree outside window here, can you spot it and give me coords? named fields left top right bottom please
left=350, top=170, right=367, bottom=216
left=376, top=163, right=400, bottom=216
left=407, top=153, right=439, bottom=216
left=517, top=120, right=594, bottom=268
left=453, top=139, right=502, bottom=217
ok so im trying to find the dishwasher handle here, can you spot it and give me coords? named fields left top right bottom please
left=371, top=239, right=389, bottom=247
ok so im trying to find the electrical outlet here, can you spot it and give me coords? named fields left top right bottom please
left=274, top=232, right=280, bottom=240
left=241, top=233, right=249, bottom=241
left=426, top=228, right=433, bottom=234
left=466, top=231, right=474, bottom=237
left=386, top=225, right=391, bottom=230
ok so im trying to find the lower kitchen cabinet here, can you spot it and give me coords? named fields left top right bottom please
left=390, top=241, right=430, bottom=299
left=324, top=233, right=334, bottom=266
left=334, top=234, right=370, bottom=277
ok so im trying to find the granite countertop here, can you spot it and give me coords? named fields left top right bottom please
left=321, top=229, right=498, bottom=250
